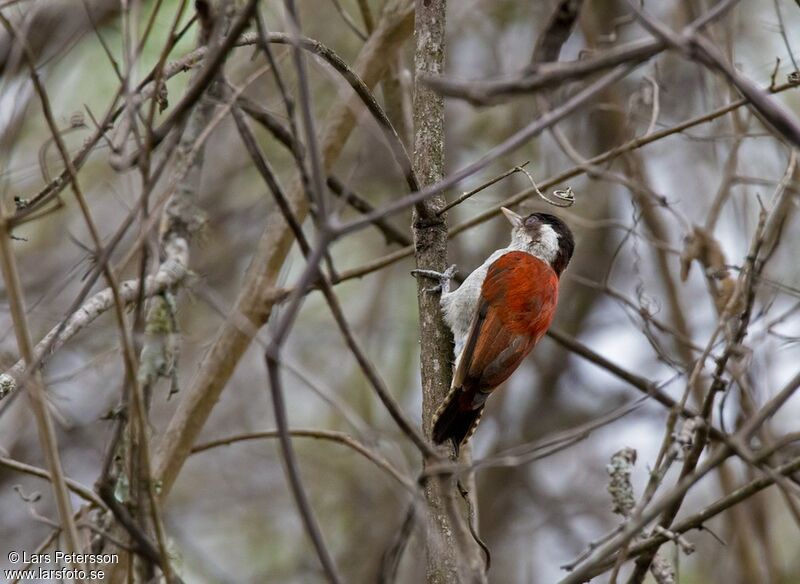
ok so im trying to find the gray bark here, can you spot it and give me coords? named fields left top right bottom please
left=411, top=1, right=486, bottom=582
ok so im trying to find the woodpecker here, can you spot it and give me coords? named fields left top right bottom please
left=414, top=208, right=575, bottom=452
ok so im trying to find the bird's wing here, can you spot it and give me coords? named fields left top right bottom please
left=452, top=251, right=559, bottom=402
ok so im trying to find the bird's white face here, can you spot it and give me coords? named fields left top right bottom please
left=502, top=207, right=561, bottom=265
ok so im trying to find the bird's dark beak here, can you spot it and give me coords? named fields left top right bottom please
left=501, top=207, right=524, bottom=228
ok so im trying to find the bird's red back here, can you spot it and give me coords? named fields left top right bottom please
left=481, top=251, right=559, bottom=337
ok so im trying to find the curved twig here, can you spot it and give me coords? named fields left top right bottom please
left=191, top=429, right=416, bottom=492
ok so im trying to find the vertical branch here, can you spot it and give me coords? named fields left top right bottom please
left=283, top=0, right=330, bottom=219
left=0, top=217, right=84, bottom=572
left=265, top=349, right=343, bottom=584
left=411, top=2, right=485, bottom=582
left=95, top=4, right=220, bottom=582
left=412, top=3, right=450, bottom=431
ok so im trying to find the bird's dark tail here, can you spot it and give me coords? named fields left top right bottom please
left=432, top=387, right=485, bottom=454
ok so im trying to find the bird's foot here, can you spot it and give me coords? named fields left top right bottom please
left=411, top=264, right=457, bottom=294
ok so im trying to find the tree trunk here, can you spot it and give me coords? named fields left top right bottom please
left=411, top=2, right=486, bottom=582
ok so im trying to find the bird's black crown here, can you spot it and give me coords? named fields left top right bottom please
left=525, top=212, right=575, bottom=275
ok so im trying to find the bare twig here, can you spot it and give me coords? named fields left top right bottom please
left=265, top=345, right=343, bottom=584
left=0, top=455, right=106, bottom=508
left=437, top=161, right=531, bottom=216
left=191, top=429, right=415, bottom=492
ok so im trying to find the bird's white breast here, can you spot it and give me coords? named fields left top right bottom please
left=440, top=248, right=509, bottom=360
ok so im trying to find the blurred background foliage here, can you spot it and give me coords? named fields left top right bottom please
left=1, top=0, right=800, bottom=582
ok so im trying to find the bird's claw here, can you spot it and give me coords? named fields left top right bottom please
left=411, top=264, right=457, bottom=294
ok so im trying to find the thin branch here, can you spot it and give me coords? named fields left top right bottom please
left=231, top=102, right=434, bottom=457
left=236, top=96, right=411, bottom=246
left=294, top=80, right=797, bottom=289
left=283, top=0, right=332, bottom=219
left=581, top=453, right=800, bottom=579
left=116, top=0, right=259, bottom=168
left=328, top=0, right=368, bottom=40
left=336, top=64, right=637, bottom=236
left=1, top=266, right=186, bottom=396
left=191, top=429, right=415, bottom=492
left=425, top=37, right=665, bottom=106
left=0, top=455, right=107, bottom=508
left=437, top=161, right=530, bottom=216
left=264, top=351, right=343, bottom=584
left=560, top=369, right=800, bottom=583
left=626, top=0, right=800, bottom=148
left=773, top=0, right=799, bottom=71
